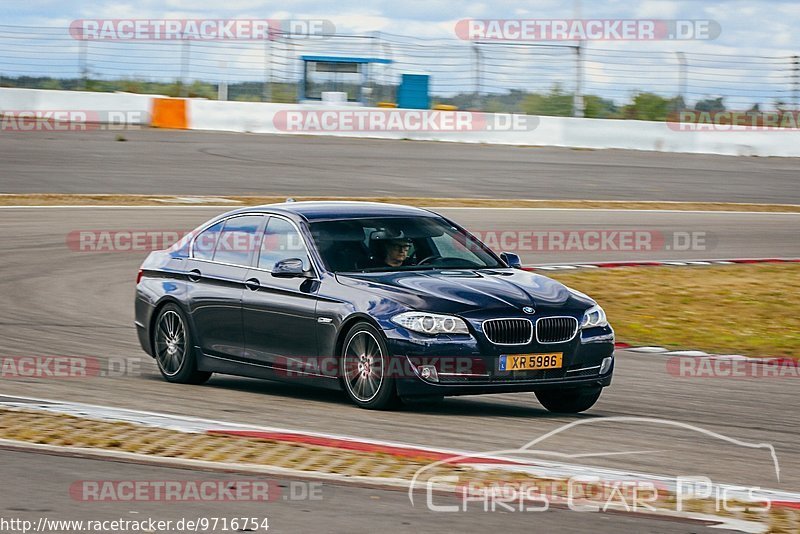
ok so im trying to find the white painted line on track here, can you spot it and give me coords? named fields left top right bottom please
left=0, top=438, right=413, bottom=489
left=661, top=350, right=710, bottom=357
left=433, top=207, right=800, bottom=215
left=0, top=205, right=237, bottom=209
left=528, top=258, right=800, bottom=270
left=0, top=205, right=799, bottom=215
left=0, top=438, right=776, bottom=534
left=2, top=394, right=799, bottom=510
left=0, top=393, right=472, bottom=453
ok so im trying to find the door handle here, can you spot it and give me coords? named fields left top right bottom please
left=245, top=277, right=261, bottom=291
left=188, top=269, right=202, bottom=282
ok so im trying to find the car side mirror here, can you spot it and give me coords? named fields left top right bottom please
left=500, top=251, right=522, bottom=269
left=272, top=258, right=312, bottom=278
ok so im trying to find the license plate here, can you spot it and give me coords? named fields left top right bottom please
left=499, top=353, right=563, bottom=371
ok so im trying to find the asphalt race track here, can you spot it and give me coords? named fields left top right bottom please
left=0, top=129, right=799, bottom=203
left=1, top=130, right=799, bottom=531
left=1, top=449, right=739, bottom=533
left=0, top=206, right=797, bottom=500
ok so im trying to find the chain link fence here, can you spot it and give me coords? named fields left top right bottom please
left=1, top=24, right=798, bottom=116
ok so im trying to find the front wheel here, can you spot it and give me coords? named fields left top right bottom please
left=340, top=322, right=398, bottom=410
left=535, top=387, right=602, bottom=413
left=153, top=303, right=212, bottom=385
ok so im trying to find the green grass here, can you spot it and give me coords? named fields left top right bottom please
left=548, top=264, right=800, bottom=357
left=1, top=194, right=798, bottom=212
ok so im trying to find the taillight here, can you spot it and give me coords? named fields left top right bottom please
left=136, top=269, right=144, bottom=284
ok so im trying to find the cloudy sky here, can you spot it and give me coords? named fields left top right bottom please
left=1, top=1, right=798, bottom=107
left=2, top=0, right=798, bottom=54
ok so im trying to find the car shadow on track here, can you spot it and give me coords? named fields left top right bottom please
left=193, top=375, right=354, bottom=406
left=402, top=397, right=602, bottom=419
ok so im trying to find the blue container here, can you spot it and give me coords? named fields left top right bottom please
left=397, top=74, right=430, bottom=109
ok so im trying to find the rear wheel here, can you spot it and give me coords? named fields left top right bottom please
left=153, top=303, right=212, bottom=385
left=340, top=323, right=398, bottom=410
left=535, top=387, right=602, bottom=414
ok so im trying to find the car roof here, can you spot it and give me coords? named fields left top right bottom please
left=230, top=201, right=440, bottom=222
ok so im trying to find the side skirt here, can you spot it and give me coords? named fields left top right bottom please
left=196, top=350, right=343, bottom=392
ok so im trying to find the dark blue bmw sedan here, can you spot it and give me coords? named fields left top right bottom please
left=135, top=201, right=614, bottom=412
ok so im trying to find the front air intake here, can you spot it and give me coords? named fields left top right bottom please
left=482, top=318, right=533, bottom=345
left=536, top=316, right=579, bottom=343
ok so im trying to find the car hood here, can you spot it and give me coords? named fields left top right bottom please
left=336, top=269, right=594, bottom=315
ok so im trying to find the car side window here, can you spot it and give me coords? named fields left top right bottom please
left=212, top=215, right=264, bottom=267
left=259, top=217, right=310, bottom=271
left=192, top=221, right=224, bottom=261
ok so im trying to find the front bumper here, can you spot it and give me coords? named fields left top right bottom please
left=384, top=324, right=615, bottom=398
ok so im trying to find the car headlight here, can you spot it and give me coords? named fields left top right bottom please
left=581, top=305, right=608, bottom=329
left=391, top=312, right=470, bottom=335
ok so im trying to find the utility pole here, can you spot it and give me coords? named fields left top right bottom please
left=79, top=40, right=88, bottom=90
left=676, top=52, right=687, bottom=108
left=286, top=37, right=298, bottom=102
left=179, top=39, right=190, bottom=97
left=573, top=0, right=584, bottom=117
left=793, top=55, right=799, bottom=110
left=473, top=43, right=482, bottom=109
left=263, top=37, right=272, bottom=102
left=574, top=44, right=584, bottom=117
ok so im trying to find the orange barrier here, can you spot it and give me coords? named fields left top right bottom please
left=150, top=98, right=188, bottom=129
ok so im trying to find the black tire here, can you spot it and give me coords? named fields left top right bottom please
left=339, top=322, right=398, bottom=410
left=152, top=303, right=212, bottom=385
left=535, top=387, right=602, bottom=414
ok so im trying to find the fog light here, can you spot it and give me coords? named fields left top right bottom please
left=419, top=365, right=439, bottom=382
left=600, top=357, right=613, bottom=375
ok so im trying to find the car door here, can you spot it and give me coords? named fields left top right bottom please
left=242, top=215, right=321, bottom=373
left=185, top=214, right=266, bottom=360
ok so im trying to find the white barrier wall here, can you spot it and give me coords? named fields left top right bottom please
left=188, top=99, right=800, bottom=157
left=3, top=88, right=799, bottom=157
left=551, top=115, right=800, bottom=157
left=187, top=99, right=282, bottom=134
left=0, top=88, right=155, bottom=125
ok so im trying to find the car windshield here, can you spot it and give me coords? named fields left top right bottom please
left=310, top=216, right=503, bottom=273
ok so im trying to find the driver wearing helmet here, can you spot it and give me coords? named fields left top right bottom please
left=380, top=238, right=413, bottom=267
left=368, top=231, right=414, bottom=268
